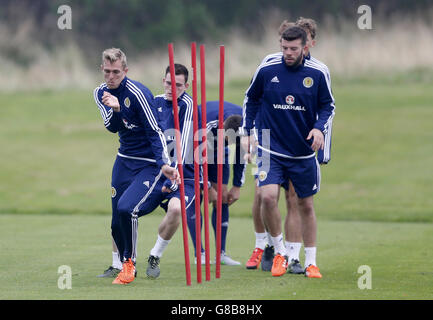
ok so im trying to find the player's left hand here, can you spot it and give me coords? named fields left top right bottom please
left=307, top=129, right=324, bottom=152
left=227, top=186, right=240, bottom=206
left=162, top=164, right=181, bottom=185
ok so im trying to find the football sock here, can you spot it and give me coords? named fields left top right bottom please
left=112, top=251, right=122, bottom=269
left=304, top=247, right=317, bottom=267
left=286, top=242, right=302, bottom=261
left=266, top=232, right=273, bottom=247
left=255, top=232, right=267, bottom=250
left=150, top=234, right=171, bottom=258
left=271, top=233, right=287, bottom=256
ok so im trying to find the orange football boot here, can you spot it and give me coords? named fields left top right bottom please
left=305, top=264, right=322, bottom=278
left=112, top=277, right=126, bottom=285
left=271, top=254, right=288, bottom=277
left=246, top=248, right=264, bottom=269
left=112, top=258, right=136, bottom=284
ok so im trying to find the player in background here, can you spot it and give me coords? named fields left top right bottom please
left=241, top=26, right=335, bottom=278
left=93, top=48, right=179, bottom=283
left=283, top=17, right=334, bottom=273
left=138, top=63, right=199, bottom=281
left=245, top=20, right=296, bottom=271
left=186, top=101, right=246, bottom=266
left=246, top=18, right=334, bottom=275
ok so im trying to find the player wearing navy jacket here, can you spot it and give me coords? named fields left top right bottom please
left=245, top=23, right=297, bottom=272
left=241, top=26, right=335, bottom=278
left=283, top=17, right=335, bottom=274
left=186, top=101, right=246, bottom=266
left=142, top=64, right=200, bottom=280
left=93, top=48, right=179, bottom=284
left=246, top=18, right=335, bottom=275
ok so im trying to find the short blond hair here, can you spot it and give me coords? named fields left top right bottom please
left=102, top=48, right=127, bottom=69
left=295, top=17, right=317, bottom=39
left=278, top=20, right=295, bottom=36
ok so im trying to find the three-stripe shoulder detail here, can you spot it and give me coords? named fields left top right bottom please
left=93, top=83, right=113, bottom=127
left=179, top=94, right=194, bottom=164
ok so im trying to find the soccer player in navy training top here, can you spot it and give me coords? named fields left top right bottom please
left=241, top=26, right=335, bottom=278
left=93, top=48, right=179, bottom=284
left=140, top=63, right=199, bottom=280
left=246, top=18, right=335, bottom=275
left=186, top=101, right=246, bottom=266
left=283, top=17, right=335, bottom=274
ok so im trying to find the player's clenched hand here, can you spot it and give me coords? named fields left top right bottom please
left=227, top=186, right=240, bottom=206
left=162, top=164, right=181, bottom=185
left=307, top=128, right=324, bottom=152
left=102, top=91, right=121, bottom=112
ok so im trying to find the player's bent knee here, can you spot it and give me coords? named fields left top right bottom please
left=298, top=197, right=315, bottom=214
left=167, top=198, right=181, bottom=217
left=260, top=192, right=278, bottom=207
left=116, top=200, right=135, bottom=218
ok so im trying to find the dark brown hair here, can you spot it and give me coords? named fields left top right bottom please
left=165, top=63, right=189, bottom=83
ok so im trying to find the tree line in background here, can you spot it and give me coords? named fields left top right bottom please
left=1, top=0, right=432, bottom=63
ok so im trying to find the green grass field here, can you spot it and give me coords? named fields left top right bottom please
left=1, top=81, right=432, bottom=300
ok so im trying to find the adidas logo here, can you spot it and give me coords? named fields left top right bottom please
left=143, top=181, right=150, bottom=188
left=312, top=184, right=317, bottom=191
left=271, top=76, right=279, bottom=83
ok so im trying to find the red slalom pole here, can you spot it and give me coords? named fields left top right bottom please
left=200, top=44, right=211, bottom=281
left=216, top=45, right=225, bottom=279
left=191, top=42, right=202, bottom=284
left=168, top=43, right=191, bottom=286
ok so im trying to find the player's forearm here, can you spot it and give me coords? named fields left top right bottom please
left=103, top=110, right=123, bottom=133
left=232, top=143, right=247, bottom=186
left=314, top=104, right=335, bottom=136
left=240, top=102, right=260, bottom=136
left=232, top=165, right=246, bottom=187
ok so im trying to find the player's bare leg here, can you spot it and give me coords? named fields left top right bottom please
left=253, top=184, right=266, bottom=234
left=260, top=184, right=281, bottom=238
left=297, top=195, right=321, bottom=278
left=297, top=195, right=316, bottom=248
left=246, top=183, right=270, bottom=269
left=158, top=197, right=181, bottom=240
left=284, top=181, right=304, bottom=274
left=147, top=197, right=181, bottom=279
left=260, top=184, right=288, bottom=276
